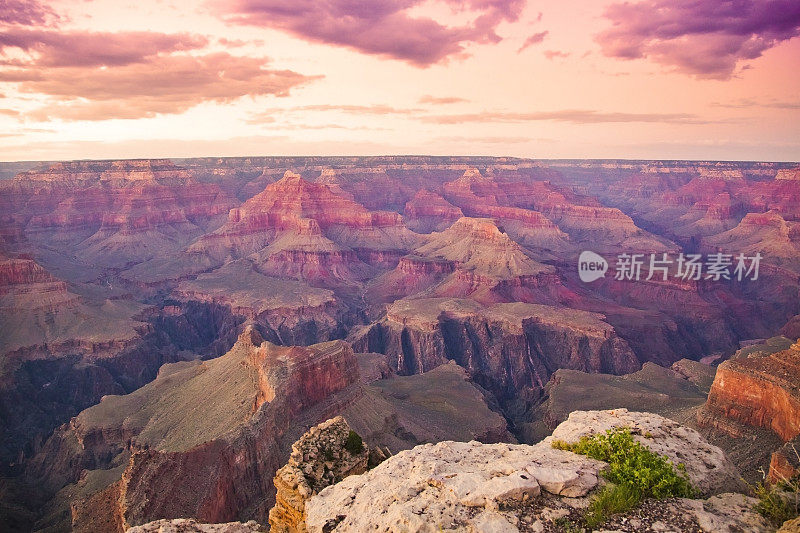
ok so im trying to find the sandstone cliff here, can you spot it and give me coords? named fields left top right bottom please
left=26, top=327, right=362, bottom=532
left=699, top=339, right=800, bottom=442
left=352, top=298, right=638, bottom=407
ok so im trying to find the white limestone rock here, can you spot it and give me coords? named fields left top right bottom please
left=543, top=408, right=745, bottom=495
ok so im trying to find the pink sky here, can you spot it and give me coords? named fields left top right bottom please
left=0, top=0, right=799, bottom=161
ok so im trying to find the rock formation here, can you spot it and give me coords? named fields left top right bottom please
left=190, top=171, right=420, bottom=268
left=171, top=260, right=353, bottom=347
left=352, top=298, right=638, bottom=409
left=268, top=417, right=369, bottom=533
left=1, top=159, right=235, bottom=277
left=403, top=190, right=463, bottom=233
left=0, top=255, right=173, bottom=469
left=24, top=327, right=362, bottom=531
left=127, top=519, right=265, bottom=532
left=769, top=438, right=800, bottom=485
left=306, top=410, right=754, bottom=533
left=700, top=339, right=800, bottom=442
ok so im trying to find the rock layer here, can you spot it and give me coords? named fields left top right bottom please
left=700, top=340, right=800, bottom=442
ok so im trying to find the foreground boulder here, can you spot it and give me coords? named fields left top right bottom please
left=543, top=408, right=745, bottom=495
left=127, top=519, right=264, bottom=532
left=306, top=409, right=754, bottom=532
left=269, top=416, right=370, bottom=533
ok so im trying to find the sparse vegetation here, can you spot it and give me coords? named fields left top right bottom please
left=553, top=427, right=696, bottom=528
left=553, top=516, right=583, bottom=532
left=584, top=483, right=641, bottom=528
left=753, top=475, right=799, bottom=526
left=323, top=446, right=334, bottom=461
left=344, top=430, right=364, bottom=455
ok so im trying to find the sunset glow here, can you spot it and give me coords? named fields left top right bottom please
left=1, top=0, right=799, bottom=161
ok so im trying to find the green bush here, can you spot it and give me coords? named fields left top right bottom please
left=553, top=427, right=696, bottom=527
left=553, top=427, right=695, bottom=499
left=344, top=430, right=364, bottom=455
left=753, top=476, right=799, bottom=526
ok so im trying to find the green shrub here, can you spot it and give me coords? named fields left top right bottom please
left=553, top=427, right=695, bottom=499
left=344, top=430, right=364, bottom=455
left=753, top=476, right=799, bottom=526
left=553, top=427, right=696, bottom=527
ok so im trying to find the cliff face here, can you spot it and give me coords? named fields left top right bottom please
left=2, top=160, right=236, bottom=273
left=699, top=340, right=800, bottom=442
left=351, top=298, right=638, bottom=406
left=170, top=260, right=354, bottom=347
left=768, top=437, right=800, bottom=485
left=27, top=327, right=363, bottom=532
left=0, top=256, right=183, bottom=470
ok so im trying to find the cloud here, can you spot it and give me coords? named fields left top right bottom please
left=0, top=30, right=318, bottom=121
left=420, top=109, right=709, bottom=124
left=436, top=135, right=532, bottom=144
left=543, top=49, right=569, bottom=60
left=419, top=95, right=469, bottom=105
left=0, top=0, right=60, bottom=27
left=211, top=0, right=526, bottom=66
left=264, top=104, right=424, bottom=116
left=517, top=31, right=548, bottom=53
left=596, top=0, right=800, bottom=79
left=712, top=98, right=800, bottom=110
left=0, top=29, right=208, bottom=67
left=260, top=102, right=711, bottom=126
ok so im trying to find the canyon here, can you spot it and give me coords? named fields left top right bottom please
left=0, top=157, right=798, bottom=531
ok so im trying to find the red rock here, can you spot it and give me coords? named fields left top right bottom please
left=768, top=439, right=799, bottom=485
left=191, top=172, right=420, bottom=267
left=33, top=327, right=362, bottom=531
left=1, top=160, right=236, bottom=272
left=403, top=190, right=463, bottom=233
left=700, top=340, right=800, bottom=442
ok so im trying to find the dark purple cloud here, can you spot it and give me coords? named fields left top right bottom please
left=517, top=30, right=548, bottom=52
left=211, top=0, right=526, bottom=66
left=0, top=0, right=59, bottom=27
left=596, top=0, right=800, bottom=79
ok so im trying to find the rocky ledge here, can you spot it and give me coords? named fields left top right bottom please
left=127, top=519, right=264, bottom=532
left=305, top=409, right=761, bottom=533
left=269, top=416, right=371, bottom=533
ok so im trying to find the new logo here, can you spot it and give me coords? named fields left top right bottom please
left=578, top=251, right=608, bottom=282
